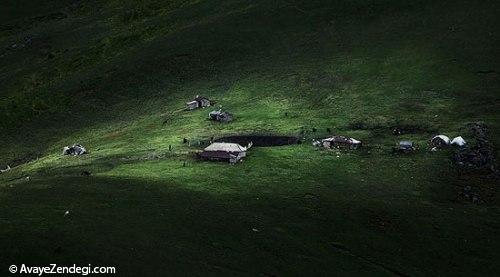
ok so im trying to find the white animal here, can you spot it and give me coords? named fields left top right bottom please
left=64, top=210, right=70, bottom=217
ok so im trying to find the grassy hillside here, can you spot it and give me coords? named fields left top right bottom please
left=1, top=0, right=499, bottom=276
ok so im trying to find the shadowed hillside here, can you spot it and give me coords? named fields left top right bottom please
left=0, top=0, right=499, bottom=276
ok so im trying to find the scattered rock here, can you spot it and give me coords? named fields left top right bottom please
left=452, top=122, right=496, bottom=172
left=453, top=122, right=497, bottom=203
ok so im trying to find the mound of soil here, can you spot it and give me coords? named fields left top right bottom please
left=215, top=135, right=299, bottom=147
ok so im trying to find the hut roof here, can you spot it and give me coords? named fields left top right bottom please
left=209, top=110, right=229, bottom=116
left=322, top=136, right=361, bottom=144
left=204, top=142, right=247, bottom=153
left=399, top=141, right=413, bottom=147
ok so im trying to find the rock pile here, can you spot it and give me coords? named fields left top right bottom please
left=452, top=122, right=497, bottom=173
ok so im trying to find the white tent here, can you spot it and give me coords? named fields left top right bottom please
left=451, top=136, right=466, bottom=147
left=432, top=135, right=450, bottom=145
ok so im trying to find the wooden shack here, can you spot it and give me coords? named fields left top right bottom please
left=199, top=142, right=249, bottom=163
left=319, top=136, right=361, bottom=150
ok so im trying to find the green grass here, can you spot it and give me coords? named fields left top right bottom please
left=0, top=0, right=499, bottom=276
